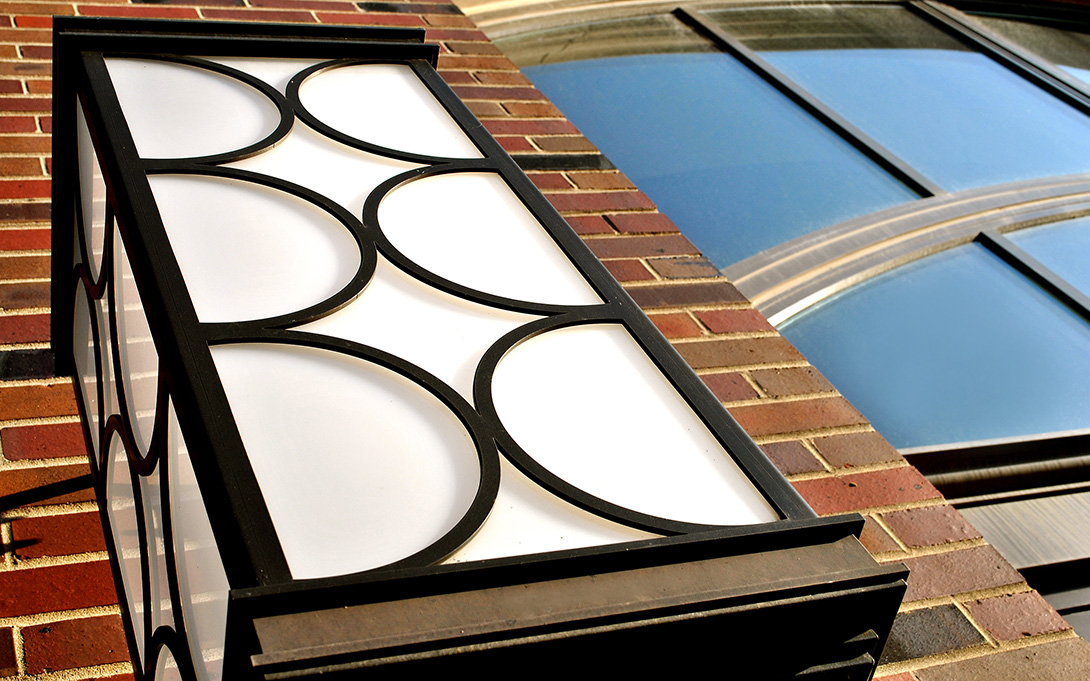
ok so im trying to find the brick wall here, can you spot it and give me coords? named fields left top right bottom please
left=0, top=0, right=1087, bottom=678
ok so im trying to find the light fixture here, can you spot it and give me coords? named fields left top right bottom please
left=53, top=17, right=906, bottom=680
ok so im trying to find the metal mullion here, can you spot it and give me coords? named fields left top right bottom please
left=673, top=7, right=943, bottom=199
left=912, top=1, right=1090, bottom=118
left=976, top=229, right=1090, bottom=323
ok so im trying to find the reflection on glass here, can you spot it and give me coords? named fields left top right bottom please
left=779, top=244, right=1090, bottom=448
left=970, top=14, right=1090, bottom=85
left=1009, top=217, right=1090, bottom=296
left=525, top=49, right=915, bottom=267
left=713, top=5, right=1090, bottom=191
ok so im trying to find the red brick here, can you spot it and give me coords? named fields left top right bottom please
left=730, top=396, right=870, bottom=437
left=0, top=463, right=94, bottom=508
left=527, top=172, right=570, bottom=190
left=444, top=41, right=503, bottom=56
left=648, top=312, right=702, bottom=338
left=252, top=0, right=354, bottom=9
left=881, top=505, right=982, bottom=549
left=701, top=371, right=759, bottom=403
left=15, top=15, right=55, bottom=28
left=547, top=192, right=656, bottom=215
left=914, top=639, right=1090, bottom=681
left=12, top=511, right=106, bottom=559
left=813, top=430, right=904, bottom=468
left=628, top=281, right=747, bottom=309
left=0, top=81, right=23, bottom=94
left=497, top=136, right=535, bottom=153
left=2, top=422, right=87, bottom=461
left=696, top=308, right=775, bottom=334
left=0, top=627, right=14, bottom=676
left=0, top=280, right=50, bottom=308
left=532, top=135, right=598, bottom=152
left=603, top=259, right=653, bottom=282
left=760, top=440, right=825, bottom=476
left=474, top=71, right=532, bottom=86
left=503, top=101, right=563, bottom=117
left=0, top=254, right=48, bottom=278
left=23, top=614, right=128, bottom=675
left=648, top=257, right=720, bottom=279
left=437, top=55, right=517, bottom=71
left=25, top=80, right=50, bottom=95
left=438, top=70, right=475, bottom=85
left=566, top=171, right=635, bottom=191
left=0, top=157, right=44, bottom=175
left=0, top=178, right=49, bottom=198
left=316, top=12, right=425, bottom=26
left=0, top=382, right=78, bottom=421
left=0, top=116, right=37, bottom=132
left=893, top=546, right=1023, bottom=601
left=967, top=591, right=1070, bottom=641
left=0, top=560, right=115, bottom=618
left=566, top=215, right=613, bottom=235
left=38, top=115, right=51, bottom=133
left=675, top=336, right=803, bottom=370
left=750, top=366, right=835, bottom=398
left=0, top=136, right=50, bottom=154
left=0, top=62, right=50, bottom=77
left=860, top=515, right=903, bottom=554
left=0, top=98, right=49, bottom=113
left=606, top=211, right=678, bottom=234
left=0, top=28, right=51, bottom=42
left=452, top=85, right=542, bottom=100
left=584, top=234, right=697, bottom=259
left=19, top=46, right=52, bottom=60
left=427, top=28, right=491, bottom=42
left=0, top=312, right=49, bottom=343
left=201, top=8, right=318, bottom=22
left=0, top=228, right=50, bottom=251
left=77, top=5, right=200, bottom=18
left=791, top=466, right=940, bottom=515
left=483, top=119, right=578, bottom=135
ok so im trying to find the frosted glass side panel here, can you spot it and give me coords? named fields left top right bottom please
left=299, top=256, right=537, bottom=401
left=106, top=434, right=144, bottom=666
left=780, top=244, right=1090, bottom=447
left=155, top=648, right=183, bottom=681
left=142, top=466, right=174, bottom=633
left=378, top=172, right=601, bottom=305
left=1009, top=218, right=1090, bottom=297
left=105, top=58, right=280, bottom=159
left=169, top=403, right=229, bottom=681
left=444, top=457, right=656, bottom=564
left=492, top=324, right=777, bottom=526
left=210, top=343, right=481, bottom=578
left=299, top=63, right=481, bottom=159
left=227, top=123, right=418, bottom=217
left=114, top=230, right=158, bottom=455
left=77, top=103, right=107, bottom=281
left=149, top=175, right=360, bottom=323
left=73, top=288, right=101, bottom=461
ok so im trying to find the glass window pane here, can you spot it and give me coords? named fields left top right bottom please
left=779, top=244, right=1090, bottom=448
left=712, top=5, right=1090, bottom=191
left=1009, top=217, right=1090, bottom=297
left=970, top=14, right=1090, bottom=85
left=520, top=17, right=916, bottom=267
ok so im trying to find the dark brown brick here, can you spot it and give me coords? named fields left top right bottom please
left=647, top=257, right=720, bottom=279
left=0, top=312, right=49, bottom=344
left=701, top=371, right=758, bottom=403
left=648, top=312, right=702, bottom=339
left=750, top=366, right=835, bottom=398
left=12, top=512, right=106, bottom=559
left=526, top=172, right=570, bottom=191
left=760, top=440, right=824, bottom=476
left=1, top=422, right=86, bottom=461
left=0, top=561, right=116, bottom=618
left=730, top=397, right=870, bottom=437
left=892, top=545, right=1023, bottom=601
left=0, top=464, right=94, bottom=508
left=813, top=430, right=904, bottom=468
left=914, top=638, right=1090, bottom=681
left=462, top=99, right=504, bottom=117
left=496, top=136, right=535, bottom=153
left=0, top=382, right=78, bottom=420
left=967, top=591, right=1070, bottom=641
left=882, top=505, right=981, bottom=549
left=23, top=614, right=128, bottom=675
left=0, top=627, right=14, bottom=676
left=482, top=118, right=577, bottom=135
left=0, top=254, right=48, bottom=279
left=676, top=336, right=803, bottom=370
left=532, top=135, right=598, bottom=152
left=695, top=308, right=775, bottom=334
left=792, top=466, right=940, bottom=515
left=439, top=70, right=477, bottom=85
left=603, top=260, right=654, bottom=282
left=878, top=604, right=986, bottom=665
left=585, top=234, right=697, bottom=259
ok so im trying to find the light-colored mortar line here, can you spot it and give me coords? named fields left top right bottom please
left=749, top=422, right=876, bottom=444
left=0, top=455, right=87, bottom=470
left=0, top=342, right=49, bottom=351
left=9, top=661, right=135, bottom=681
left=952, top=598, right=1000, bottom=649
left=800, top=438, right=837, bottom=474
left=692, top=360, right=813, bottom=374
left=671, top=330, right=781, bottom=341
left=0, top=550, right=109, bottom=572
left=0, top=519, right=13, bottom=566
left=814, top=497, right=950, bottom=517
left=894, top=583, right=1034, bottom=614
left=0, top=415, right=81, bottom=429
left=870, top=512, right=912, bottom=553
left=718, top=390, right=844, bottom=409
left=0, top=376, right=71, bottom=388
left=12, top=624, right=25, bottom=677
left=0, top=306, right=50, bottom=318
left=739, top=370, right=769, bottom=399
left=0, top=502, right=100, bottom=521
left=0, top=277, right=48, bottom=285
left=0, top=250, right=49, bottom=258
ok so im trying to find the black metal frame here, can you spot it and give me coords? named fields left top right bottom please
left=50, top=16, right=907, bottom=681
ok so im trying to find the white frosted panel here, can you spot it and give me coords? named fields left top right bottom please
left=142, top=466, right=174, bottom=633
left=106, top=58, right=280, bottom=159
left=299, top=256, right=536, bottom=400
left=77, top=103, right=107, bottom=280
left=73, top=288, right=101, bottom=461
left=155, top=647, right=183, bottom=681
left=228, top=123, right=417, bottom=217
left=444, top=457, right=655, bottom=564
left=379, top=173, right=601, bottom=305
left=150, top=175, right=359, bottom=323
left=210, top=343, right=481, bottom=578
left=299, top=63, right=481, bottom=158
left=106, top=434, right=145, bottom=666
left=492, top=324, right=777, bottom=526
left=169, top=403, right=229, bottom=681
left=114, top=230, right=158, bottom=455
left=206, top=57, right=319, bottom=94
